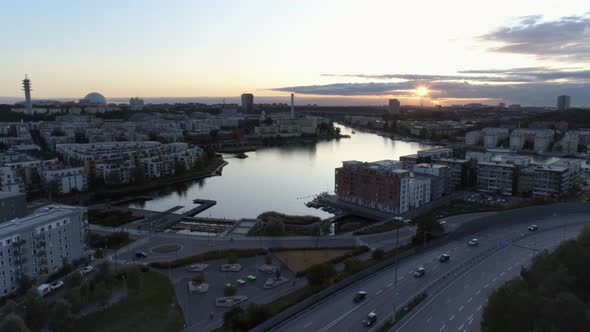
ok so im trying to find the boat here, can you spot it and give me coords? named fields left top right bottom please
left=235, top=152, right=248, bottom=159
left=352, top=130, right=356, bottom=134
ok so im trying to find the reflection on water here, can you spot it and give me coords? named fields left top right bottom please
left=129, top=125, right=432, bottom=219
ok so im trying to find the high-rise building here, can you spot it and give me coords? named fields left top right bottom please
left=388, top=99, right=400, bottom=114
left=241, top=93, right=254, bottom=113
left=22, top=75, right=32, bottom=115
left=291, top=93, right=295, bottom=119
left=557, top=95, right=571, bottom=112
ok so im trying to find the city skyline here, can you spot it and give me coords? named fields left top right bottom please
left=1, top=1, right=589, bottom=107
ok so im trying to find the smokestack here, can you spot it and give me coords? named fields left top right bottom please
left=291, top=93, right=295, bottom=119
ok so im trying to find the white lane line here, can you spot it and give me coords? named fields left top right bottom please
left=387, top=283, right=393, bottom=288
left=304, top=322, right=312, bottom=328
left=458, top=305, right=464, bottom=312
left=507, top=266, right=513, bottom=271
left=467, top=297, right=473, bottom=303
left=399, top=276, right=405, bottom=280
left=445, top=298, right=452, bottom=304
left=500, top=272, right=505, bottom=276
left=468, top=318, right=474, bottom=326
left=376, top=289, right=383, bottom=295
left=492, top=277, right=497, bottom=282
left=458, top=324, right=465, bottom=330
left=468, top=314, right=473, bottom=320
left=440, top=324, right=446, bottom=331
left=449, top=314, right=455, bottom=321
left=316, top=301, right=367, bottom=332
left=477, top=305, right=482, bottom=312
left=484, top=283, right=490, bottom=288
left=475, top=290, right=481, bottom=296
left=427, top=316, right=433, bottom=323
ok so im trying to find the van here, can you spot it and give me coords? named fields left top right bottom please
left=37, top=284, right=51, bottom=297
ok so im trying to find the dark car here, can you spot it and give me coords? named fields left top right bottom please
left=353, top=291, right=367, bottom=303
left=135, top=251, right=148, bottom=259
left=439, top=254, right=450, bottom=262
left=363, top=312, right=377, bottom=327
left=413, top=267, right=426, bottom=278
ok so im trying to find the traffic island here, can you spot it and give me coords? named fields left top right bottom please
left=221, top=264, right=242, bottom=272
left=188, top=282, right=209, bottom=293
left=258, top=264, right=278, bottom=274
left=185, top=263, right=208, bottom=272
left=264, top=276, right=290, bottom=289
left=215, top=296, right=248, bottom=307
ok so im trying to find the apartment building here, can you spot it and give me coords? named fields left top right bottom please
left=408, top=176, right=431, bottom=209
left=465, top=131, right=482, bottom=146
left=0, top=192, right=26, bottom=223
left=465, top=152, right=492, bottom=163
left=509, top=129, right=554, bottom=153
left=412, top=163, right=451, bottom=198
left=0, top=204, right=88, bottom=297
left=335, top=160, right=409, bottom=214
left=41, top=167, right=87, bottom=194
left=417, top=147, right=453, bottom=161
left=0, top=158, right=60, bottom=193
left=482, top=128, right=510, bottom=148
left=477, top=161, right=517, bottom=195
left=432, top=158, right=472, bottom=189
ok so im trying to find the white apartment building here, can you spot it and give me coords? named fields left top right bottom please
left=477, top=161, right=516, bottom=195
left=465, top=131, right=482, bottom=145
left=0, top=158, right=60, bottom=193
left=465, top=152, right=492, bottom=163
left=417, top=147, right=453, bottom=160
left=41, top=167, right=87, bottom=194
left=408, top=176, right=431, bottom=208
left=482, top=128, right=510, bottom=148
left=510, top=129, right=555, bottom=153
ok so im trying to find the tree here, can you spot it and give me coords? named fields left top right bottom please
left=174, top=160, right=186, bottom=175
left=61, top=257, right=73, bottom=274
left=16, top=275, right=34, bottom=295
left=125, top=265, right=142, bottom=292
left=344, top=258, right=365, bottom=274
left=265, top=255, right=273, bottom=266
left=223, top=306, right=245, bottom=331
left=224, top=284, right=237, bottom=297
left=64, top=287, right=84, bottom=314
left=209, top=129, right=219, bottom=142
left=64, top=270, right=83, bottom=288
left=23, top=288, right=49, bottom=330
left=94, top=261, right=114, bottom=289
left=306, top=263, right=336, bottom=287
left=49, top=299, right=74, bottom=332
left=227, top=255, right=238, bottom=265
left=131, top=166, right=146, bottom=184
left=0, top=300, right=19, bottom=317
left=0, top=314, right=30, bottom=332
left=192, top=272, right=205, bottom=285
left=371, top=248, right=385, bottom=260
left=93, top=282, right=112, bottom=310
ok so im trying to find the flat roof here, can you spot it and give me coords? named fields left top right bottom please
left=0, top=205, right=84, bottom=235
left=0, top=191, right=25, bottom=200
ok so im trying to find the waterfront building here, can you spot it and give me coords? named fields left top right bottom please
left=412, top=163, right=451, bottom=198
left=557, top=95, right=571, bottom=112
left=0, top=204, right=88, bottom=297
left=241, top=93, right=254, bottom=113
left=431, top=158, right=472, bottom=189
left=509, top=129, right=554, bottom=153
left=482, top=127, right=510, bottom=148
left=465, top=131, right=482, bottom=146
left=335, top=160, right=409, bottom=214
left=0, top=192, right=26, bottom=223
left=477, top=161, right=517, bottom=195
left=408, top=176, right=431, bottom=208
left=465, top=152, right=492, bottom=163
left=0, top=157, right=60, bottom=193
left=41, top=167, right=87, bottom=194
left=388, top=99, right=400, bottom=115
left=417, top=147, right=453, bottom=161
left=400, top=154, right=419, bottom=170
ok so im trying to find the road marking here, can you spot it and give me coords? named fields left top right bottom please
left=458, top=324, right=464, bottom=330
left=477, top=305, right=482, bottom=312
left=458, top=305, right=464, bottom=312
left=467, top=297, right=473, bottom=303
left=427, top=316, right=432, bottom=323
left=449, top=314, right=455, bottom=321
left=475, top=290, right=481, bottom=296
left=507, top=266, right=513, bottom=271
left=492, top=277, right=497, bottom=282
left=445, top=298, right=452, bottom=304
left=376, top=289, right=383, bottom=295
left=304, top=322, right=312, bottom=328
left=440, top=324, right=446, bottom=331
left=468, top=318, right=474, bottom=326
left=468, top=314, right=473, bottom=320
left=316, top=301, right=367, bottom=332
left=387, top=283, right=393, bottom=287
left=484, top=283, right=489, bottom=288
left=399, top=276, right=405, bottom=280
left=464, top=284, right=470, bottom=288
left=500, top=272, right=505, bottom=276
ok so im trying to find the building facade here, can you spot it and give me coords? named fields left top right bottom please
left=0, top=192, right=26, bottom=223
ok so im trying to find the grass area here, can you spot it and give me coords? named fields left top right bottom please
left=258, top=211, right=321, bottom=225
left=87, top=232, right=134, bottom=250
left=150, top=248, right=267, bottom=269
left=71, top=270, right=185, bottom=332
left=275, top=249, right=354, bottom=274
left=353, top=220, right=403, bottom=235
left=88, top=209, right=141, bottom=227
left=333, top=215, right=376, bottom=234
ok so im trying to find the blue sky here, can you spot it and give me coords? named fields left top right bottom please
left=1, top=0, right=589, bottom=106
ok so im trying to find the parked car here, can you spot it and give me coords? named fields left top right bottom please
left=528, top=225, right=539, bottom=231
left=237, top=279, right=246, bottom=285
left=81, top=266, right=94, bottom=275
left=135, top=251, right=148, bottom=259
left=363, top=312, right=377, bottom=326
left=413, top=267, right=426, bottom=278
left=353, top=291, right=367, bottom=303
left=247, top=275, right=257, bottom=281
left=439, top=254, right=450, bottom=262
left=468, top=239, right=479, bottom=246
left=50, top=280, right=64, bottom=291
left=36, top=284, right=51, bottom=297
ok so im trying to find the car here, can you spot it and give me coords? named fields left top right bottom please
left=247, top=275, right=257, bottom=281
left=237, top=279, right=246, bottom=285
left=135, top=251, right=148, bottom=259
left=363, top=312, right=377, bottom=326
left=353, top=291, right=367, bottom=303
left=81, top=266, right=94, bottom=275
left=528, top=225, right=539, bottom=231
left=439, top=254, right=450, bottom=262
left=50, top=280, right=64, bottom=291
left=413, top=267, right=426, bottom=278
left=468, top=239, right=479, bottom=246
left=37, top=284, right=51, bottom=297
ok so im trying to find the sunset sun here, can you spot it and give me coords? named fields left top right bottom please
left=415, top=86, right=429, bottom=96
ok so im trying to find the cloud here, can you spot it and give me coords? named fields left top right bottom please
left=320, top=73, right=534, bottom=82
left=480, top=13, right=590, bottom=61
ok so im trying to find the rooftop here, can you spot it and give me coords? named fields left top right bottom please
left=0, top=204, right=85, bottom=235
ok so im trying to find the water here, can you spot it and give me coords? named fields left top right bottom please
left=129, top=125, right=431, bottom=219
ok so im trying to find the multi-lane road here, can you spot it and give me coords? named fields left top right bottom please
left=273, top=212, right=589, bottom=332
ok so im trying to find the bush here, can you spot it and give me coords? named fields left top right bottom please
left=306, top=263, right=336, bottom=287
left=224, top=284, right=237, bottom=297
left=150, top=248, right=266, bottom=269
left=372, top=248, right=385, bottom=260
left=87, top=232, right=131, bottom=250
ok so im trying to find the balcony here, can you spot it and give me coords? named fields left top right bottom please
left=12, top=239, right=25, bottom=247
left=36, top=240, right=46, bottom=248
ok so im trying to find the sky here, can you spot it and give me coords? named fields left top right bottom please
left=1, top=0, right=589, bottom=107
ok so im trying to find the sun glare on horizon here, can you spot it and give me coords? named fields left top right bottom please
left=415, top=86, right=429, bottom=96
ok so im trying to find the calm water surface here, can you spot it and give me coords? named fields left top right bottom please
left=129, top=125, right=431, bottom=219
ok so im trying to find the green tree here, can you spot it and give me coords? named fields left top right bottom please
left=224, top=284, right=237, bottom=297
left=192, top=272, right=205, bottom=286
left=49, top=299, right=74, bottom=332
left=93, top=282, right=112, bottom=310
left=227, top=255, right=238, bottom=265
left=343, top=258, right=365, bottom=274
left=94, top=261, right=114, bottom=289
left=371, top=248, right=385, bottom=260
left=64, top=287, right=84, bottom=314
left=265, top=254, right=273, bottom=266
left=125, top=265, right=142, bottom=292
left=16, top=275, right=34, bottom=295
left=131, top=166, right=146, bottom=184
left=23, top=288, right=49, bottom=331
left=174, top=161, right=186, bottom=175
left=306, top=263, right=336, bottom=287
left=0, top=314, right=30, bottom=332
left=223, top=306, right=245, bottom=331
left=64, top=270, right=83, bottom=288
left=0, top=300, right=19, bottom=317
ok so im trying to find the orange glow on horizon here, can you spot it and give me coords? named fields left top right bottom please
left=415, top=86, right=429, bottom=96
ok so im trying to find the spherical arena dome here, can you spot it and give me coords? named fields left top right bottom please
left=80, top=92, right=107, bottom=105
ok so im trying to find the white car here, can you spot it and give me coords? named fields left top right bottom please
left=50, top=280, right=64, bottom=291
left=468, top=239, right=479, bottom=246
left=413, top=267, right=426, bottom=278
left=81, top=266, right=94, bottom=275
left=528, top=225, right=539, bottom=231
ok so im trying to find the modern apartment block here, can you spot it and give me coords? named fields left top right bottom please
left=465, top=131, right=483, bottom=146
left=335, top=160, right=409, bottom=214
left=465, top=152, right=492, bottom=163
left=432, top=158, right=472, bottom=189
left=412, top=163, right=451, bottom=199
left=417, top=147, right=453, bottom=161
left=0, top=192, right=27, bottom=223
left=509, top=129, right=555, bottom=153
left=40, top=167, right=87, bottom=194
left=477, top=161, right=517, bottom=195
left=408, top=176, right=431, bottom=209
left=0, top=204, right=88, bottom=297
left=482, top=128, right=510, bottom=148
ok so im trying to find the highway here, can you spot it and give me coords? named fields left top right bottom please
left=274, top=212, right=589, bottom=332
